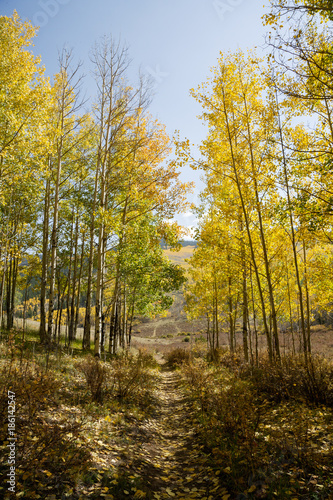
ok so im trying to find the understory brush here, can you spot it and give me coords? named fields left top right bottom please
left=164, top=347, right=191, bottom=368
left=0, top=352, right=91, bottom=499
left=0, top=337, right=160, bottom=499
left=77, top=349, right=159, bottom=407
left=244, top=354, right=333, bottom=407
left=180, top=350, right=333, bottom=499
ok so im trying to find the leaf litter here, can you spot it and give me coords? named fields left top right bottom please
left=79, top=365, right=229, bottom=499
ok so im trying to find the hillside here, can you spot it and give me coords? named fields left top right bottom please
left=163, top=243, right=196, bottom=270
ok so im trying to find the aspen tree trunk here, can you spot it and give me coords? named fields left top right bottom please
left=113, top=301, right=120, bottom=354
left=69, top=213, right=79, bottom=343
left=242, top=269, right=249, bottom=362
left=286, top=259, right=296, bottom=355
left=12, top=257, right=18, bottom=326
left=233, top=294, right=239, bottom=349
left=220, top=85, right=273, bottom=360
left=93, top=90, right=115, bottom=358
left=23, top=285, right=28, bottom=337
left=240, top=217, right=249, bottom=362
left=213, top=274, right=219, bottom=349
left=74, top=231, right=85, bottom=336
left=82, top=162, right=99, bottom=350
left=207, top=314, right=212, bottom=350
left=109, top=199, right=128, bottom=352
left=212, top=296, right=216, bottom=353
left=302, top=241, right=311, bottom=353
left=40, top=174, right=50, bottom=343
left=228, top=280, right=234, bottom=352
left=0, top=248, right=7, bottom=332
left=107, top=198, right=121, bottom=354
left=6, top=253, right=12, bottom=330
left=275, top=91, right=308, bottom=360
left=66, top=209, right=74, bottom=345
left=101, top=223, right=108, bottom=352
left=58, top=284, right=67, bottom=344
left=241, top=90, right=280, bottom=360
left=94, top=168, right=106, bottom=357
left=249, top=265, right=259, bottom=365
left=55, top=289, right=60, bottom=341
left=47, top=140, right=63, bottom=344
left=7, top=254, right=18, bottom=330
left=247, top=314, right=253, bottom=365
left=127, top=292, right=136, bottom=348
left=109, top=279, right=119, bottom=354
left=227, top=247, right=234, bottom=351
left=123, top=282, right=127, bottom=347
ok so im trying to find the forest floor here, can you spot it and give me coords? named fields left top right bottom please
left=98, top=362, right=229, bottom=500
left=1, top=326, right=333, bottom=499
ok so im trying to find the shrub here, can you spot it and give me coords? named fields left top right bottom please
left=77, top=355, right=108, bottom=403
left=164, top=347, right=191, bottom=368
left=77, top=351, right=158, bottom=407
left=0, top=357, right=91, bottom=497
left=247, top=354, right=333, bottom=406
left=137, top=348, right=159, bottom=369
left=181, top=359, right=260, bottom=487
left=180, top=353, right=333, bottom=498
left=110, top=350, right=157, bottom=404
left=0, top=358, right=60, bottom=423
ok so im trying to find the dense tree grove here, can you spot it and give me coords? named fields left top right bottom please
left=0, top=12, right=189, bottom=355
left=180, top=1, right=333, bottom=362
left=2, top=3, right=333, bottom=365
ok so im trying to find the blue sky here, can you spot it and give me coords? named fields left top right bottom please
left=1, top=0, right=270, bottom=235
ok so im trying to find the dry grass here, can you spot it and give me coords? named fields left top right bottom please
left=163, top=245, right=195, bottom=270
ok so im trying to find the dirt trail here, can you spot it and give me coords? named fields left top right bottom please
left=123, top=365, right=229, bottom=500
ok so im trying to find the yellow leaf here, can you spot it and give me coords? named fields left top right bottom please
left=248, top=485, right=256, bottom=493
left=134, top=490, right=147, bottom=499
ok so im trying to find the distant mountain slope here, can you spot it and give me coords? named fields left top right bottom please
left=163, top=244, right=195, bottom=269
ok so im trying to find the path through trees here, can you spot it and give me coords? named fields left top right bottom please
left=107, top=365, right=229, bottom=500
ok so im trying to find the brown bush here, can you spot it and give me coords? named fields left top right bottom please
left=164, top=347, right=191, bottom=368
left=77, top=355, right=108, bottom=403
left=246, top=354, right=333, bottom=406
left=110, top=350, right=157, bottom=404
left=0, top=357, right=90, bottom=497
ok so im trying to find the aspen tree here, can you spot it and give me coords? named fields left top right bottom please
left=44, top=50, right=85, bottom=344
